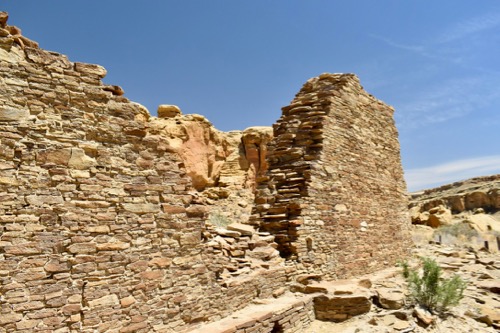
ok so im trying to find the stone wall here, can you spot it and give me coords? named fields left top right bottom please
left=251, top=73, right=411, bottom=279
left=0, top=12, right=412, bottom=333
left=0, top=13, right=286, bottom=333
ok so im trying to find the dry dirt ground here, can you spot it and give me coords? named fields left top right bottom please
left=301, top=227, right=500, bottom=333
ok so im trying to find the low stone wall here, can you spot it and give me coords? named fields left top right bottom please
left=187, top=295, right=315, bottom=333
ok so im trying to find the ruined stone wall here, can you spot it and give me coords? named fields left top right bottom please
left=0, top=14, right=286, bottom=333
left=252, top=74, right=411, bottom=278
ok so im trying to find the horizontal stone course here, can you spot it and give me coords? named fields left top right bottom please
left=0, top=13, right=287, bottom=333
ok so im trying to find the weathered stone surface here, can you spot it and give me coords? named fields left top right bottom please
left=0, top=11, right=8, bottom=28
left=227, top=222, right=255, bottom=236
left=88, top=294, right=119, bottom=308
left=74, top=62, right=107, bottom=78
left=157, top=104, right=181, bottom=118
left=376, top=288, right=405, bottom=309
left=121, top=203, right=160, bottom=214
left=0, top=107, right=28, bottom=121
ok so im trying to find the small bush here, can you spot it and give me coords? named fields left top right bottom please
left=401, top=257, right=467, bottom=313
left=208, top=213, right=231, bottom=228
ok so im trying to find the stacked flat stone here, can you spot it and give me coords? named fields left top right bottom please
left=0, top=12, right=286, bottom=333
left=0, top=11, right=413, bottom=333
left=251, top=73, right=412, bottom=279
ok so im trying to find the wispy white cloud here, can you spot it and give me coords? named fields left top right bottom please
left=436, top=12, right=500, bottom=44
left=369, top=34, right=424, bottom=53
left=405, top=155, right=500, bottom=191
left=394, top=77, right=489, bottom=129
left=371, top=10, right=500, bottom=130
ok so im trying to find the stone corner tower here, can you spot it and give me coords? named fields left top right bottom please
left=251, top=73, right=412, bottom=279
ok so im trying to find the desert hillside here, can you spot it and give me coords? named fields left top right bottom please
left=409, top=174, right=500, bottom=250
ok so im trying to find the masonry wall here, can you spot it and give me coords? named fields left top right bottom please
left=0, top=15, right=286, bottom=333
left=252, top=74, right=411, bottom=278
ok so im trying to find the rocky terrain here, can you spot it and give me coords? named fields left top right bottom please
left=409, top=174, right=500, bottom=251
left=303, top=240, right=500, bottom=332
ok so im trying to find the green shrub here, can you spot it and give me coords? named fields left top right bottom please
left=401, top=257, right=467, bottom=313
left=208, top=213, right=231, bottom=228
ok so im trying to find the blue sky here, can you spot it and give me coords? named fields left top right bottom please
left=3, top=1, right=500, bottom=191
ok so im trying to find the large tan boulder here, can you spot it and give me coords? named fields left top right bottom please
left=411, top=204, right=452, bottom=228
left=157, top=104, right=181, bottom=118
left=427, top=205, right=453, bottom=228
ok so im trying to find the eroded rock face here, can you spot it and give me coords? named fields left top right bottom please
left=410, top=175, right=500, bottom=215
left=241, top=126, right=273, bottom=189
left=409, top=175, right=500, bottom=234
left=148, top=112, right=272, bottom=223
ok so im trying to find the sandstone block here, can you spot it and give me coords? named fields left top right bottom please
left=67, top=243, right=97, bottom=254
left=37, top=148, right=72, bottom=166
left=13, top=301, right=44, bottom=311
left=5, top=244, right=41, bottom=255
left=477, top=280, right=500, bottom=294
left=26, top=195, right=64, bottom=206
left=414, top=306, right=434, bottom=326
left=68, top=148, right=97, bottom=170
left=186, top=205, right=207, bottom=218
left=0, top=176, right=19, bottom=185
left=122, top=203, right=160, bottom=214
left=140, top=270, right=163, bottom=280
left=120, top=322, right=148, bottom=333
left=88, top=294, right=119, bottom=308
left=61, top=303, right=81, bottom=315
left=44, top=260, right=70, bottom=273
left=227, top=223, right=255, bottom=236
left=376, top=288, right=405, bottom=309
left=180, top=232, right=200, bottom=246
left=96, top=241, right=130, bottom=251
left=16, top=319, right=41, bottom=330
left=215, top=228, right=241, bottom=238
left=103, top=84, right=124, bottom=96
left=86, top=225, right=110, bottom=233
left=0, top=313, right=23, bottom=325
left=120, top=296, right=136, bottom=308
left=25, top=47, right=72, bottom=68
left=157, top=104, right=181, bottom=118
left=0, top=107, right=29, bottom=122
left=74, top=62, right=107, bottom=78
left=148, top=257, right=172, bottom=268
